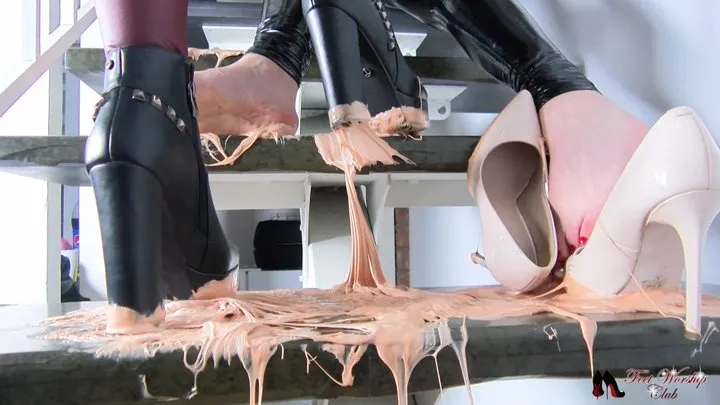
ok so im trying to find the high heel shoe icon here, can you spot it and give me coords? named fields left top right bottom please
left=467, top=90, right=559, bottom=292
left=592, top=370, right=604, bottom=398
left=565, top=107, right=720, bottom=338
left=602, top=370, right=626, bottom=398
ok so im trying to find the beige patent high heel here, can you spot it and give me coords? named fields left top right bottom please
left=467, top=90, right=558, bottom=292
left=565, top=107, right=720, bottom=338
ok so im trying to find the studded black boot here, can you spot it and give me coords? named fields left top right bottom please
left=85, top=46, right=238, bottom=319
left=302, top=0, right=428, bottom=134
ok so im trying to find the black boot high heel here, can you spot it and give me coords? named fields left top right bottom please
left=247, top=0, right=313, bottom=87
left=385, top=0, right=597, bottom=110
left=602, top=370, right=626, bottom=398
left=592, top=370, right=604, bottom=398
left=86, top=46, right=239, bottom=322
left=302, top=0, right=429, bottom=137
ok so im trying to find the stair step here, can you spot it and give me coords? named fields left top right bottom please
left=64, top=47, right=494, bottom=97
left=0, top=135, right=479, bottom=186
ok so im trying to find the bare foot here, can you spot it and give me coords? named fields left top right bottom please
left=194, top=53, right=299, bottom=163
left=540, top=90, right=648, bottom=251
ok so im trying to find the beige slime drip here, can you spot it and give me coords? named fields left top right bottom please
left=40, top=102, right=720, bottom=404
left=316, top=102, right=413, bottom=292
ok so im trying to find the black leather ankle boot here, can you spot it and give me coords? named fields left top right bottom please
left=247, top=0, right=312, bottom=85
left=302, top=0, right=428, bottom=129
left=386, top=0, right=597, bottom=110
left=85, top=46, right=238, bottom=317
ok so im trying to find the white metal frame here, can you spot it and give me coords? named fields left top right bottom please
left=0, top=0, right=95, bottom=118
left=0, top=0, right=96, bottom=305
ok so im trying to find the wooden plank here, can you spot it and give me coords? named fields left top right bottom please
left=0, top=135, right=479, bottom=185
left=67, top=47, right=492, bottom=81
left=64, top=47, right=494, bottom=95
left=1, top=302, right=717, bottom=405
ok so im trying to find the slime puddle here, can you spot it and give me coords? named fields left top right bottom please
left=39, top=286, right=720, bottom=404
left=40, top=103, right=720, bottom=404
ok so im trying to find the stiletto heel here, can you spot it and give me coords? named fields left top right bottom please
left=644, top=190, right=720, bottom=338
left=591, top=370, right=604, bottom=398
left=466, top=90, right=558, bottom=292
left=601, top=371, right=626, bottom=398
left=302, top=0, right=428, bottom=136
left=89, top=162, right=164, bottom=320
left=566, top=107, right=720, bottom=336
left=304, top=6, right=363, bottom=114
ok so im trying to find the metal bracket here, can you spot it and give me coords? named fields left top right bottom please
left=395, top=32, right=427, bottom=57
left=425, top=84, right=468, bottom=121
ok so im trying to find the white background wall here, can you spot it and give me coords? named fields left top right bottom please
left=0, top=0, right=61, bottom=305
left=1, top=0, right=719, bottom=404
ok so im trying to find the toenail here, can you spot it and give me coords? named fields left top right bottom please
left=578, top=236, right=588, bottom=247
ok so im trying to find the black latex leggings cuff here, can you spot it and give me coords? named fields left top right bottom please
left=508, top=52, right=599, bottom=110
left=248, top=31, right=311, bottom=86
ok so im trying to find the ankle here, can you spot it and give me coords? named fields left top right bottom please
left=237, top=52, right=272, bottom=68
left=242, top=53, right=300, bottom=90
left=247, top=25, right=311, bottom=86
left=95, top=0, right=189, bottom=57
left=102, top=46, right=194, bottom=110
left=512, top=52, right=598, bottom=110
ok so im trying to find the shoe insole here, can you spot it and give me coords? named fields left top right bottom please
left=483, top=142, right=553, bottom=267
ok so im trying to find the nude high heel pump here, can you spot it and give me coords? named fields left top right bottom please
left=565, top=107, right=720, bottom=338
left=467, top=90, right=558, bottom=292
